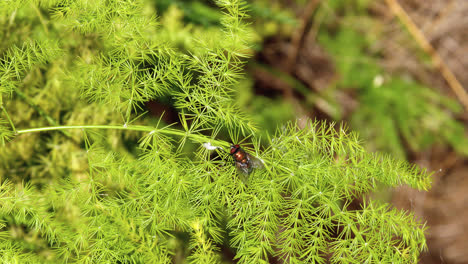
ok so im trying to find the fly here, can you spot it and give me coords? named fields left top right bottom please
left=229, top=144, right=264, bottom=175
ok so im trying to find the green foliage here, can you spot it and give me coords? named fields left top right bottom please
left=1, top=0, right=432, bottom=263
left=2, top=121, right=431, bottom=263
left=0, top=40, right=63, bottom=96
left=0, top=118, right=14, bottom=146
left=247, top=0, right=297, bottom=38
left=156, top=0, right=224, bottom=27
left=318, top=7, right=468, bottom=158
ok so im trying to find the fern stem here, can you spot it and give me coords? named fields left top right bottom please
left=16, top=125, right=230, bottom=148
left=31, top=3, right=49, bottom=35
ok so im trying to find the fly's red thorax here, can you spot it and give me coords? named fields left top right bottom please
left=230, top=145, right=248, bottom=163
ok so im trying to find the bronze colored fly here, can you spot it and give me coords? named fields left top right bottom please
left=229, top=144, right=264, bottom=174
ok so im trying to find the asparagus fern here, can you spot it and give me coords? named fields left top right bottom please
left=0, top=0, right=431, bottom=263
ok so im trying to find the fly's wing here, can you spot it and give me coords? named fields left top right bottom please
left=235, top=161, right=250, bottom=175
left=247, top=153, right=264, bottom=170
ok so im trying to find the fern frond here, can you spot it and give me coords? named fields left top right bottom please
left=0, top=40, right=63, bottom=96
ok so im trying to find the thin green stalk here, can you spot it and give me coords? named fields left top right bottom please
left=1, top=105, right=17, bottom=135
left=125, top=81, right=135, bottom=125
left=32, top=3, right=49, bottom=35
left=16, top=124, right=231, bottom=149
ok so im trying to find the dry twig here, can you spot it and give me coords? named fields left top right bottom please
left=286, top=0, right=321, bottom=73
left=385, top=0, right=468, bottom=111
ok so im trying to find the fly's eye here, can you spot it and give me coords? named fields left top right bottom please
left=230, top=148, right=236, bottom=154
left=230, top=144, right=240, bottom=154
